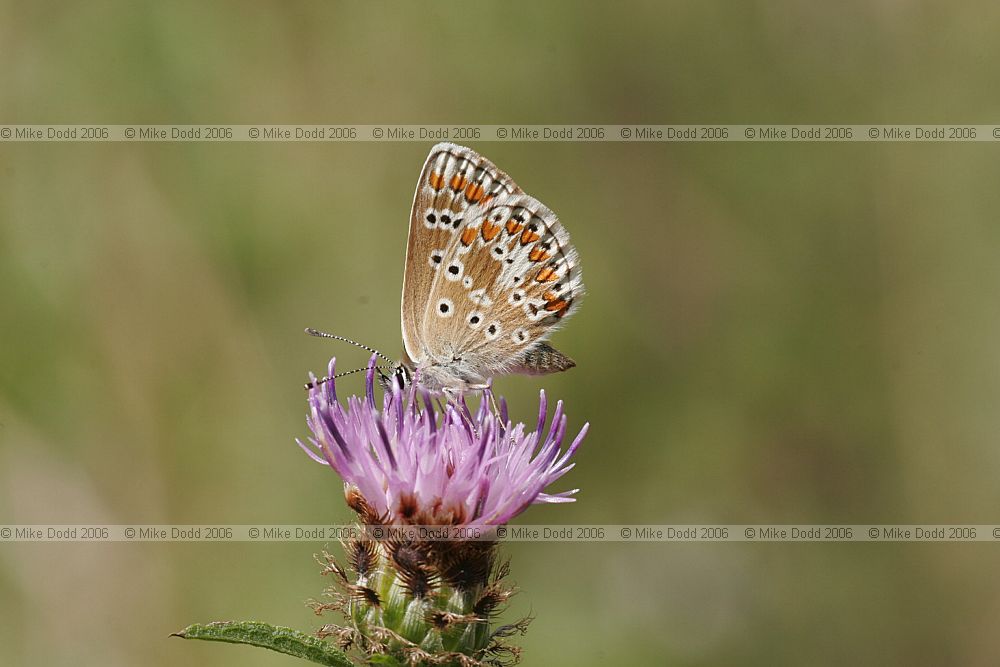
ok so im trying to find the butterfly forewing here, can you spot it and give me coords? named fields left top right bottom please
left=402, top=143, right=521, bottom=364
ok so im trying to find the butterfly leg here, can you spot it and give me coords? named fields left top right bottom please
left=442, top=386, right=481, bottom=437
left=464, top=383, right=507, bottom=435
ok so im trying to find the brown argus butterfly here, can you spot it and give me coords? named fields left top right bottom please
left=308, top=143, right=584, bottom=398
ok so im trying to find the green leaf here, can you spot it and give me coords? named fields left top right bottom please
left=172, top=620, right=353, bottom=666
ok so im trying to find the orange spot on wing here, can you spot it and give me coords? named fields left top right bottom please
left=429, top=172, right=445, bottom=191
left=505, top=219, right=523, bottom=235
left=450, top=174, right=467, bottom=191
left=535, top=267, right=557, bottom=282
left=520, top=229, right=541, bottom=245
left=543, top=291, right=558, bottom=301
left=461, top=226, right=477, bottom=246
left=465, top=182, right=485, bottom=203
left=528, top=247, right=550, bottom=262
left=481, top=220, right=500, bottom=241
left=481, top=195, right=494, bottom=205
left=545, top=299, right=568, bottom=312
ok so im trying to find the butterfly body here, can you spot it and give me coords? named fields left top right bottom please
left=396, top=143, right=584, bottom=396
left=400, top=355, right=488, bottom=396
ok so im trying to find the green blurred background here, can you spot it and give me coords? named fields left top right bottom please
left=3, top=2, right=1000, bottom=665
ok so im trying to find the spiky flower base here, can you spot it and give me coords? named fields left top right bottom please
left=311, top=490, right=529, bottom=666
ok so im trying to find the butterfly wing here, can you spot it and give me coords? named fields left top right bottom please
left=402, top=143, right=521, bottom=364
left=419, top=190, right=584, bottom=377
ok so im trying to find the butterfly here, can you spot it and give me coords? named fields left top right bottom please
left=308, top=143, right=584, bottom=397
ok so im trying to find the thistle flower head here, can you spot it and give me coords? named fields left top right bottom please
left=298, top=356, right=588, bottom=527
left=298, top=356, right=588, bottom=665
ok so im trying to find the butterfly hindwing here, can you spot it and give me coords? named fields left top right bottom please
left=420, top=191, right=584, bottom=376
left=402, top=143, right=521, bottom=364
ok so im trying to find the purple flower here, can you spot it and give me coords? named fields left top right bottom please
left=298, top=356, right=588, bottom=527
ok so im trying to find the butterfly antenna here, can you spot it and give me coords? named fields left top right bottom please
left=304, top=365, right=391, bottom=390
left=304, top=328, right=394, bottom=365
